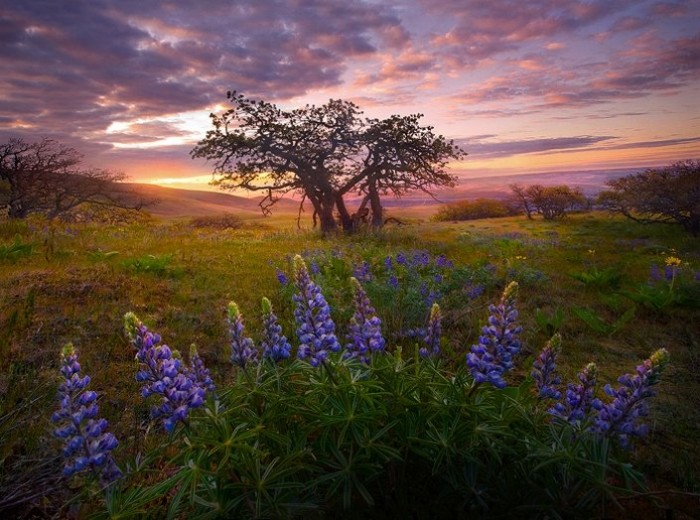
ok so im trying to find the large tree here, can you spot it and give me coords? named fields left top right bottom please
left=0, top=138, right=147, bottom=220
left=191, top=92, right=464, bottom=233
left=597, top=160, right=700, bottom=236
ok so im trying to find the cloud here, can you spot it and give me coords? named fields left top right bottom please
left=459, top=135, right=617, bottom=158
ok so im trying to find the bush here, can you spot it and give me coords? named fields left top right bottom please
left=511, top=184, right=588, bottom=220
left=434, top=198, right=519, bottom=221
left=597, top=160, right=700, bottom=236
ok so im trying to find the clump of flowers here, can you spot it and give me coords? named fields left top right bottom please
left=467, top=282, right=522, bottom=389
left=52, top=343, right=121, bottom=484
left=292, top=254, right=340, bottom=367
left=419, top=302, right=442, bottom=359
left=261, top=297, right=292, bottom=362
left=125, top=313, right=209, bottom=433
left=187, top=344, right=216, bottom=395
left=228, top=301, right=258, bottom=368
left=550, top=362, right=598, bottom=425
left=346, top=277, right=385, bottom=363
left=531, top=334, right=562, bottom=400
left=592, top=348, right=670, bottom=448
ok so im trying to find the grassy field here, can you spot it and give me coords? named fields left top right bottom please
left=1, top=210, right=699, bottom=517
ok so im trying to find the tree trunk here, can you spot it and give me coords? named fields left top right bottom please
left=335, top=195, right=353, bottom=233
left=368, top=182, right=383, bottom=228
left=317, top=194, right=338, bottom=234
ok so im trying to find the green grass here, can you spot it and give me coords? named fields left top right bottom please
left=1, top=212, right=699, bottom=517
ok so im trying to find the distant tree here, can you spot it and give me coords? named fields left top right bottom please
left=598, top=160, right=700, bottom=236
left=191, top=92, right=464, bottom=233
left=0, top=138, right=148, bottom=220
left=509, top=183, right=586, bottom=220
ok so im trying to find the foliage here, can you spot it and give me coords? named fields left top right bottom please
left=0, top=138, right=151, bottom=220
left=188, top=214, right=244, bottom=230
left=598, top=160, right=700, bottom=236
left=510, top=183, right=588, bottom=220
left=0, top=234, right=33, bottom=261
left=122, top=254, right=176, bottom=276
left=434, top=198, right=519, bottom=221
left=191, top=92, right=463, bottom=232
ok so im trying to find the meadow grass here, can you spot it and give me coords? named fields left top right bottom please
left=0, top=211, right=699, bottom=517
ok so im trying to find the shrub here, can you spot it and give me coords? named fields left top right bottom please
left=434, top=198, right=518, bottom=221
left=511, top=184, right=588, bottom=220
left=598, top=160, right=700, bottom=236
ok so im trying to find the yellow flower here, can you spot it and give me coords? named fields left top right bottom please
left=588, top=249, right=595, bottom=255
left=665, top=256, right=682, bottom=267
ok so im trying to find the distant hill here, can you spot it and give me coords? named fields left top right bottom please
left=128, top=183, right=299, bottom=219
left=129, top=167, right=639, bottom=220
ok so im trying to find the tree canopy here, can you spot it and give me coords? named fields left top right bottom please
left=191, top=92, right=465, bottom=233
left=0, top=138, right=147, bottom=220
left=597, top=160, right=700, bottom=236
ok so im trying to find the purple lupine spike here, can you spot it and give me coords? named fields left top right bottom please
left=188, top=344, right=216, bottom=394
left=531, top=334, right=562, bottom=400
left=591, top=349, right=670, bottom=448
left=125, top=313, right=208, bottom=433
left=384, top=256, right=393, bottom=272
left=261, top=297, right=292, bottom=362
left=388, top=274, right=399, bottom=289
left=292, top=255, right=340, bottom=367
left=346, top=277, right=385, bottom=363
left=466, top=282, right=522, bottom=389
left=276, top=268, right=289, bottom=286
left=352, top=261, right=372, bottom=283
left=419, top=303, right=442, bottom=359
left=228, top=302, right=258, bottom=368
left=51, top=344, right=121, bottom=484
left=396, top=252, right=407, bottom=266
left=550, top=363, right=598, bottom=425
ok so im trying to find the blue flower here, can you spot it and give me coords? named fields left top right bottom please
left=466, top=282, right=522, bottom=389
left=51, top=344, right=121, bottom=484
left=531, top=334, right=562, bottom=400
left=388, top=274, right=399, bottom=289
left=352, top=261, right=372, bottom=283
left=346, top=277, right=385, bottom=363
left=187, top=344, right=216, bottom=395
left=125, top=313, right=209, bottom=433
left=276, top=269, right=289, bottom=286
left=435, top=254, right=454, bottom=269
left=419, top=303, right=442, bottom=359
left=550, top=363, right=597, bottom=425
left=591, top=349, right=669, bottom=448
left=261, top=297, right=292, bottom=362
left=228, top=302, right=258, bottom=368
left=384, top=256, right=393, bottom=272
left=292, top=255, right=340, bottom=367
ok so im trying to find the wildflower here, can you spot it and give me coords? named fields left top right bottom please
left=388, top=274, right=399, bottom=289
left=125, top=313, right=208, bottom=433
left=292, top=255, right=340, bottom=367
left=466, top=282, right=522, bottom=389
left=591, top=349, right=670, bottom=448
left=228, top=302, right=258, bottom=368
left=52, top=344, right=121, bottom=484
left=353, top=260, right=372, bottom=283
left=435, top=254, right=454, bottom=269
left=261, top=297, right=292, bottom=362
left=346, top=277, right=386, bottom=363
left=419, top=303, right=442, bottom=358
left=396, top=252, right=407, bottom=266
left=188, top=344, right=216, bottom=394
left=531, top=334, right=562, bottom=400
left=665, top=256, right=681, bottom=267
left=465, top=283, right=485, bottom=300
left=649, top=264, right=662, bottom=284
left=384, top=255, right=393, bottom=271
left=412, top=251, right=430, bottom=267
left=309, top=259, right=321, bottom=276
left=276, top=269, right=289, bottom=286
left=550, top=363, right=597, bottom=425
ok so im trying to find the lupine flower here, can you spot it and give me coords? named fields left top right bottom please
left=419, top=303, right=442, bottom=359
left=125, top=313, right=208, bottom=433
left=353, top=261, right=372, bottom=283
left=188, top=344, right=216, bottom=394
left=649, top=264, right=662, bottom=284
left=412, top=251, right=430, bottom=267
left=531, top=334, right=562, bottom=400
left=384, top=255, right=393, bottom=271
left=292, top=255, right=340, bottom=367
left=388, top=274, right=399, bottom=289
left=396, top=252, right=407, bottom=266
left=466, top=282, right=522, bottom=389
left=346, top=277, right=385, bottom=363
left=435, top=254, right=454, bottom=269
left=228, top=302, right=258, bottom=368
left=261, top=297, right=292, bottom=362
left=591, top=349, right=670, bottom=448
left=310, top=259, right=321, bottom=275
left=550, top=363, right=597, bottom=425
left=465, top=283, right=485, bottom=300
left=276, top=269, right=289, bottom=286
left=52, top=344, right=121, bottom=484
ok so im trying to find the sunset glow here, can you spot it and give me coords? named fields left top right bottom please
left=1, top=1, right=698, bottom=191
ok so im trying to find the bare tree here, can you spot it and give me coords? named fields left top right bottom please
left=0, top=138, right=149, bottom=220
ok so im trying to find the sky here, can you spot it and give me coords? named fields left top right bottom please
left=1, top=0, right=699, bottom=193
